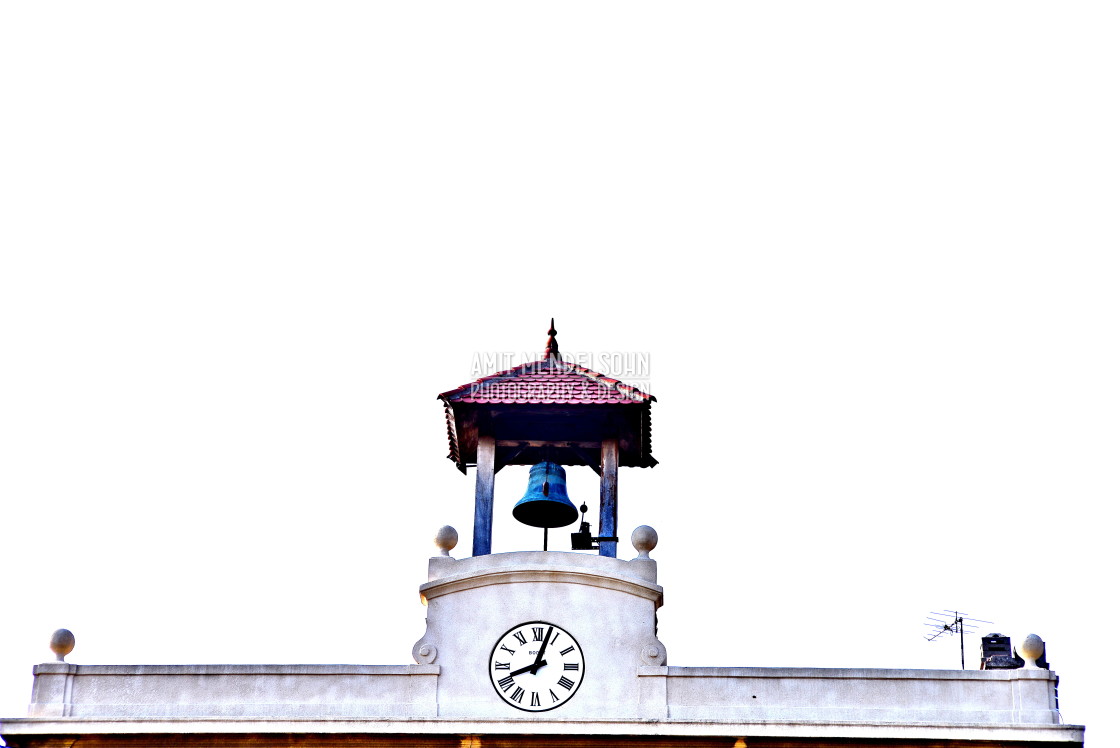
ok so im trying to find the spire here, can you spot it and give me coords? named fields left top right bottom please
left=544, top=318, right=561, bottom=361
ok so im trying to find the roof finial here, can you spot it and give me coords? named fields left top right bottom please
left=544, top=318, right=561, bottom=361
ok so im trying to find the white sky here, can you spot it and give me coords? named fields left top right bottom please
left=2, top=1, right=1117, bottom=744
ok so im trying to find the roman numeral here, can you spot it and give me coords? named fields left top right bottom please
left=550, top=689, right=559, bottom=702
left=558, top=676, right=575, bottom=690
left=500, top=645, right=515, bottom=655
left=513, top=631, right=527, bottom=645
left=550, top=631, right=560, bottom=645
left=497, top=675, right=515, bottom=691
left=560, top=646, right=574, bottom=655
left=532, top=627, right=545, bottom=642
left=511, top=687, right=525, bottom=703
left=494, top=662, right=510, bottom=670
left=564, top=663, right=579, bottom=670
left=530, top=692, right=541, bottom=707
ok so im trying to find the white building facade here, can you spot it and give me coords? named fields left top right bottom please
left=1, top=541, right=1083, bottom=747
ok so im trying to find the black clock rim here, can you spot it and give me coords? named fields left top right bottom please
left=488, top=619, right=585, bottom=713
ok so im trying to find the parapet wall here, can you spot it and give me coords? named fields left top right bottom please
left=643, top=665, right=1060, bottom=724
left=28, top=663, right=440, bottom=719
left=26, top=661, right=1059, bottom=725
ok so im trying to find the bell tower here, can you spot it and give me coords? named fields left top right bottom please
left=438, top=321, right=657, bottom=556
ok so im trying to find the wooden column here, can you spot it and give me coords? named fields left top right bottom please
left=598, top=438, right=619, bottom=558
left=473, top=433, right=496, bottom=556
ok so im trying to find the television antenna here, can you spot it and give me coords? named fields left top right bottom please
left=924, top=610, right=992, bottom=670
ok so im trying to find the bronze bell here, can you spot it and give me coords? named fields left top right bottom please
left=512, top=461, right=579, bottom=529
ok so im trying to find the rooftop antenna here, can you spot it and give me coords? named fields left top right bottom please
left=924, top=610, right=993, bottom=670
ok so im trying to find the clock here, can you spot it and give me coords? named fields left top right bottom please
left=488, top=620, right=585, bottom=712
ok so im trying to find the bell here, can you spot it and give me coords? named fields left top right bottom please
left=512, top=461, right=579, bottom=529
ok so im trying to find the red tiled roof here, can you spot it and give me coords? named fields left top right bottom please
left=437, top=322, right=657, bottom=471
left=438, top=357, right=654, bottom=405
left=439, top=319, right=654, bottom=406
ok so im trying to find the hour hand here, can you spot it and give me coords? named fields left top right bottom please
left=510, top=661, right=546, bottom=677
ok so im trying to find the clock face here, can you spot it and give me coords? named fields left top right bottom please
left=488, top=621, right=585, bottom=712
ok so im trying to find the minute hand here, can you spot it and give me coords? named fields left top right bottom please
left=531, top=626, right=554, bottom=674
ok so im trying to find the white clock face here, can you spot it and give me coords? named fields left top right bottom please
left=488, top=621, right=585, bottom=712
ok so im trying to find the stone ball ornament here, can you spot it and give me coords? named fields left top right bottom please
left=50, top=628, right=75, bottom=662
left=631, top=525, right=658, bottom=558
left=1020, top=634, right=1045, bottom=668
left=434, top=525, right=458, bottom=556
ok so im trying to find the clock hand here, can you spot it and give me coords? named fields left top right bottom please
left=530, top=626, right=554, bottom=675
left=510, top=660, right=546, bottom=677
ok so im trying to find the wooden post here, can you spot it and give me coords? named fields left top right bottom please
left=599, top=438, right=619, bottom=558
left=473, top=434, right=496, bottom=556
